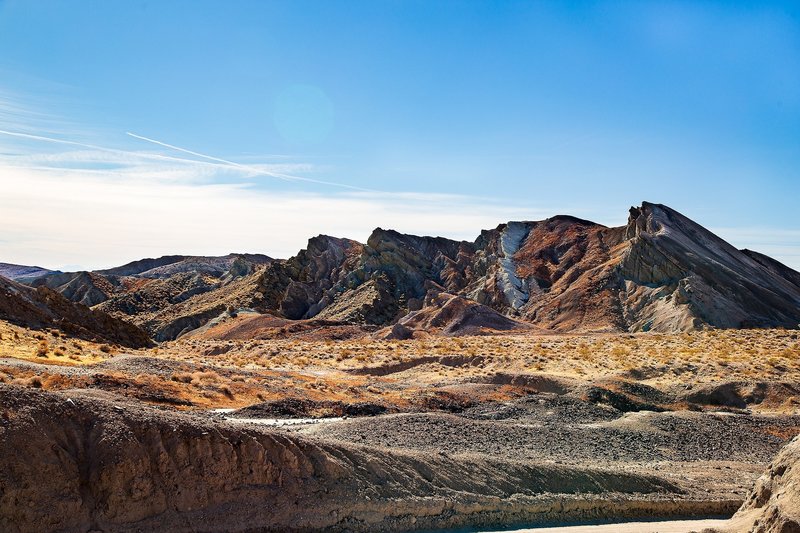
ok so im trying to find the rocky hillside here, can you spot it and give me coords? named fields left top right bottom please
left=21, top=254, right=272, bottom=341
left=0, top=262, right=54, bottom=282
left=94, top=253, right=271, bottom=278
left=30, top=270, right=128, bottom=307
left=114, top=270, right=269, bottom=342
left=0, top=275, right=152, bottom=348
left=248, top=202, right=800, bottom=334
left=378, top=288, right=532, bottom=339
left=14, top=202, right=800, bottom=340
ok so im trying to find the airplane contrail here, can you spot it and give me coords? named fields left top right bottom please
left=126, top=131, right=374, bottom=192
left=0, top=128, right=373, bottom=192
left=0, top=128, right=241, bottom=169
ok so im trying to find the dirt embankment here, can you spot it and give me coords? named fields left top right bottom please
left=707, top=435, right=800, bottom=533
left=0, top=385, right=739, bottom=533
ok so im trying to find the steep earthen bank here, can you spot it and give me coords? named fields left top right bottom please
left=0, top=385, right=738, bottom=533
left=708, top=435, right=800, bottom=533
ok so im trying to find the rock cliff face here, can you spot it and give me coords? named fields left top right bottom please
left=466, top=216, right=626, bottom=330
left=0, top=386, right=734, bottom=533
left=256, top=235, right=364, bottom=319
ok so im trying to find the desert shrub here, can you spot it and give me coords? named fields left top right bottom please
left=193, top=371, right=220, bottom=381
left=178, top=371, right=223, bottom=386
left=610, top=346, right=629, bottom=357
left=36, top=340, right=49, bottom=357
left=219, top=384, right=234, bottom=398
left=171, top=372, right=194, bottom=383
left=99, top=344, right=112, bottom=354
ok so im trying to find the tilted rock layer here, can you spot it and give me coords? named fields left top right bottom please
left=252, top=202, right=800, bottom=334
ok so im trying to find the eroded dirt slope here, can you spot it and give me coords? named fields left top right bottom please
left=0, top=385, right=735, bottom=533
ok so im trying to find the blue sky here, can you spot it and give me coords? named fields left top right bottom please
left=0, top=1, right=798, bottom=269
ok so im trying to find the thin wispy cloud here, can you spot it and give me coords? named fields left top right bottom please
left=0, top=92, right=539, bottom=268
left=126, top=132, right=375, bottom=192
left=0, top=164, right=541, bottom=270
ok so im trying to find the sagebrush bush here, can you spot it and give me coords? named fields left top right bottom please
left=36, top=340, right=49, bottom=357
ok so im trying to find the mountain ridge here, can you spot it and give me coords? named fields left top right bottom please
left=5, top=202, right=799, bottom=341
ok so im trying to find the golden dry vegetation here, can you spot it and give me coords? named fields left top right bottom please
left=0, top=320, right=117, bottom=365
left=156, top=328, right=800, bottom=387
left=2, top=320, right=799, bottom=413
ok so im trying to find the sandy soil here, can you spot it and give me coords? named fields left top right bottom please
left=2, top=325, right=799, bottom=531
left=476, top=518, right=730, bottom=532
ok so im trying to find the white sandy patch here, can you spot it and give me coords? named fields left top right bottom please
left=479, top=518, right=729, bottom=533
left=224, top=416, right=344, bottom=426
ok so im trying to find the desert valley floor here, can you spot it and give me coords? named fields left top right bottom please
left=2, top=323, right=800, bottom=532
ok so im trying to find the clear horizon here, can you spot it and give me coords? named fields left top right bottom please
left=1, top=1, right=799, bottom=270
